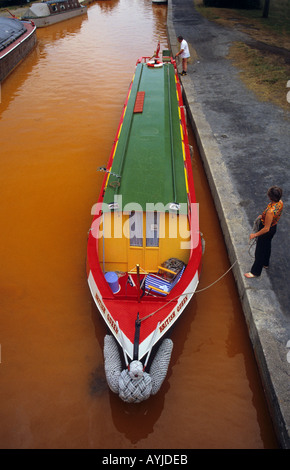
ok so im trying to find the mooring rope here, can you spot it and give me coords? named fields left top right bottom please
left=103, top=258, right=238, bottom=403
left=195, top=259, right=238, bottom=293
left=140, top=217, right=261, bottom=322
left=248, top=216, right=260, bottom=258
left=103, top=258, right=238, bottom=402
left=103, top=221, right=260, bottom=403
left=139, top=258, right=238, bottom=322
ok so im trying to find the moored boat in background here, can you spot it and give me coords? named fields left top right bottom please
left=87, top=45, right=203, bottom=403
left=0, top=14, right=36, bottom=82
left=21, top=0, right=87, bottom=28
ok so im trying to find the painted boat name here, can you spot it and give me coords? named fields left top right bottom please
left=95, top=292, right=118, bottom=334
left=159, top=295, right=188, bottom=333
left=177, top=295, right=188, bottom=312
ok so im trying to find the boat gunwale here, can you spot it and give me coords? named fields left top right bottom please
left=0, top=21, right=36, bottom=60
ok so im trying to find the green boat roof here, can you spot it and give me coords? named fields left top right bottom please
left=103, top=59, right=188, bottom=214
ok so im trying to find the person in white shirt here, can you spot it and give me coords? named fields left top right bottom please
left=176, top=35, right=190, bottom=76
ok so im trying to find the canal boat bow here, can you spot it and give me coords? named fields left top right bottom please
left=87, top=46, right=203, bottom=402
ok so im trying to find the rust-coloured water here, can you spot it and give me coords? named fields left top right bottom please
left=0, top=0, right=278, bottom=449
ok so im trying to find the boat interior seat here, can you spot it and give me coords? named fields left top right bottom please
left=144, top=265, right=185, bottom=296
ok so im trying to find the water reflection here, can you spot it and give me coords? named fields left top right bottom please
left=110, top=392, right=165, bottom=444
left=96, top=0, right=120, bottom=13
left=36, top=11, right=88, bottom=42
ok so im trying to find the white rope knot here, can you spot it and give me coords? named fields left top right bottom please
left=119, top=367, right=152, bottom=403
left=128, top=360, right=144, bottom=379
left=103, top=335, right=173, bottom=403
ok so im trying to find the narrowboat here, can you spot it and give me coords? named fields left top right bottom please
left=0, top=15, right=37, bottom=83
left=87, top=46, right=203, bottom=402
left=21, top=0, right=87, bottom=28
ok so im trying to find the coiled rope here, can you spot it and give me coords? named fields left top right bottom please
left=139, top=258, right=238, bottom=323
left=248, top=216, right=260, bottom=258
left=104, top=335, right=173, bottom=403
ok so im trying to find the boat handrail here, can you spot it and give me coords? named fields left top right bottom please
left=113, top=63, right=145, bottom=192
left=166, top=65, right=177, bottom=203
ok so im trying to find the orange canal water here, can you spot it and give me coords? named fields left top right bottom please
left=0, top=0, right=278, bottom=449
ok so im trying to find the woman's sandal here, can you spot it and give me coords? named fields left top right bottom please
left=244, top=272, right=257, bottom=278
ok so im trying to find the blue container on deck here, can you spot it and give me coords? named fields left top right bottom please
left=105, top=271, right=119, bottom=294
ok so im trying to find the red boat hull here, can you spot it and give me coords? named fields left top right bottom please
left=87, top=51, right=202, bottom=364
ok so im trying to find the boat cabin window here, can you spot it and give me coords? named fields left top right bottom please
left=129, top=211, right=143, bottom=247
left=146, top=212, right=159, bottom=247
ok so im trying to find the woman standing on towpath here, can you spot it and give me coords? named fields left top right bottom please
left=245, top=186, right=283, bottom=278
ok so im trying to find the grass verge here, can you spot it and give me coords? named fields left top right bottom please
left=195, top=0, right=290, bottom=110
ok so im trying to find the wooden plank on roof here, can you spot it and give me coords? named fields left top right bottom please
left=134, top=91, right=145, bottom=113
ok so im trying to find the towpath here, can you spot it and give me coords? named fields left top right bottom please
left=167, top=0, right=290, bottom=448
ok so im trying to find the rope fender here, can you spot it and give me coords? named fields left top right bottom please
left=104, top=335, right=173, bottom=403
